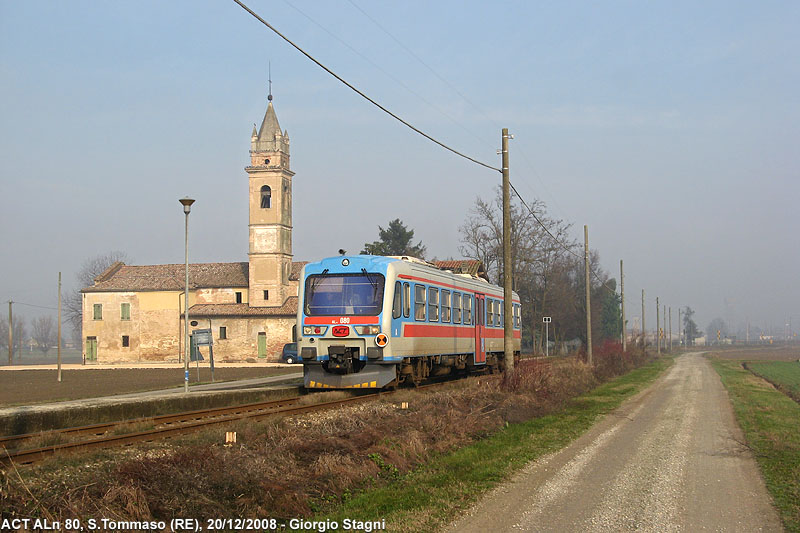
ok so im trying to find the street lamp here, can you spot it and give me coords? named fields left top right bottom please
left=179, top=197, right=195, bottom=393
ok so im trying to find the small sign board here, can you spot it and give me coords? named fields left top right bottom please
left=543, top=317, right=552, bottom=323
left=193, top=328, right=213, bottom=346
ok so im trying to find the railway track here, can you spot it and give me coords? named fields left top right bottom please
left=0, top=383, right=449, bottom=467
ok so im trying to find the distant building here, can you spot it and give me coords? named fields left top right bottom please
left=82, top=95, right=303, bottom=363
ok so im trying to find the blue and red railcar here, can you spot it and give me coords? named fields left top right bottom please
left=297, top=255, right=521, bottom=389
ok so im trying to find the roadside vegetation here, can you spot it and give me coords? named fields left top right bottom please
left=1, top=343, right=667, bottom=528
left=744, top=360, right=800, bottom=403
left=710, top=357, right=800, bottom=532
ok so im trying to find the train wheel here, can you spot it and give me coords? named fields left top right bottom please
left=411, top=359, right=426, bottom=387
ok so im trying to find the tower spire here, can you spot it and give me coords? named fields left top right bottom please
left=268, top=62, right=273, bottom=102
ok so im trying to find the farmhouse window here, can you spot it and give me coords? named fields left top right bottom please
left=235, top=292, right=242, bottom=303
left=263, top=290, right=269, bottom=301
left=120, top=303, right=130, bottom=321
left=219, top=326, right=227, bottom=340
left=93, top=303, right=102, bottom=320
left=122, top=335, right=129, bottom=347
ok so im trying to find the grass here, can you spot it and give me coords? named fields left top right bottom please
left=710, top=358, right=800, bottom=532
left=1, top=347, right=666, bottom=524
left=316, top=357, right=673, bottom=532
left=745, top=360, right=800, bottom=402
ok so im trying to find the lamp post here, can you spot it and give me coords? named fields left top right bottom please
left=179, top=197, right=195, bottom=393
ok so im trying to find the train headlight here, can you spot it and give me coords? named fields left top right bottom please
left=375, top=333, right=388, bottom=347
left=358, top=326, right=380, bottom=335
left=303, top=326, right=327, bottom=335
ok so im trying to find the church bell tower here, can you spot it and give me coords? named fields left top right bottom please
left=247, top=88, right=294, bottom=308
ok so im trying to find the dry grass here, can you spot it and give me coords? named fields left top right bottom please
left=1, top=346, right=653, bottom=521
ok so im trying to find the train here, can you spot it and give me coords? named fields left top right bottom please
left=297, top=254, right=521, bottom=389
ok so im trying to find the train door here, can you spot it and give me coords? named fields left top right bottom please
left=474, top=294, right=486, bottom=364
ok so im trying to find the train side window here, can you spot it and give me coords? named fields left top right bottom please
left=392, top=282, right=402, bottom=319
left=428, top=287, right=439, bottom=322
left=452, top=293, right=462, bottom=324
left=414, top=284, right=426, bottom=321
left=441, top=290, right=451, bottom=322
left=464, top=295, right=472, bottom=325
left=487, top=300, right=494, bottom=326
left=403, top=283, right=410, bottom=318
left=514, top=303, right=521, bottom=328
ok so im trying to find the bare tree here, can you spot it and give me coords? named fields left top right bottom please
left=32, top=315, right=56, bottom=354
left=459, top=187, right=577, bottom=352
left=64, top=251, right=131, bottom=336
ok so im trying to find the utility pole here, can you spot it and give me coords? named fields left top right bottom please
left=7, top=300, right=12, bottom=365
left=58, top=272, right=62, bottom=382
left=502, top=128, right=514, bottom=372
left=620, top=260, right=626, bottom=352
left=641, top=290, right=646, bottom=348
left=584, top=225, right=592, bottom=365
left=663, top=304, right=666, bottom=352
left=678, top=308, right=682, bottom=347
left=669, top=306, right=672, bottom=352
left=656, top=297, right=661, bottom=355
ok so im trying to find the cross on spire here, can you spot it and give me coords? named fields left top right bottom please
left=268, top=62, right=273, bottom=102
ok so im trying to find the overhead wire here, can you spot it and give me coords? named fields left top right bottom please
left=232, top=0, right=618, bottom=296
left=232, top=0, right=500, bottom=172
left=12, top=302, right=58, bottom=311
left=281, top=0, right=493, bottom=152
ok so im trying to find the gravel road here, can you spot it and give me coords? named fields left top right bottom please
left=445, top=352, right=784, bottom=532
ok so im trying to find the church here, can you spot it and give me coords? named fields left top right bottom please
left=81, top=92, right=305, bottom=363
left=81, top=91, right=487, bottom=363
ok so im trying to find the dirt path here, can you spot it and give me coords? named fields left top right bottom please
left=445, top=352, right=784, bottom=532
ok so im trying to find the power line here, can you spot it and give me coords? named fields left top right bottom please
left=232, top=0, right=619, bottom=295
left=281, top=0, right=492, bottom=152
left=12, top=301, right=58, bottom=311
left=345, top=0, right=501, bottom=142
left=232, top=0, right=500, bottom=172
left=508, top=181, right=619, bottom=295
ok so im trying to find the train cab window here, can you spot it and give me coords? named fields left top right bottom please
left=513, top=304, right=520, bottom=328
left=487, top=300, right=494, bottom=326
left=500, top=305, right=504, bottom=327
left=453, top=293, right=462, bottom=324
left=441, top=290, right=451, bottom=322
left=428, top=287, right=439, bottom=321
left=403, top=283, right=410, bottom=318
left=392, top=282, right=402, bottom=319
left=414, top=285, right=426, bottom=321
left=464, top=296, right=472, bottom=325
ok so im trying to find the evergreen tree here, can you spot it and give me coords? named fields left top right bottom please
left=361, top=219, right=426, bottom=258
left=683, top=306, right=700, bottom=344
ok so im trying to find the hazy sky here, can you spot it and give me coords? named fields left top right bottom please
left=1, top=1, right=798, bottom=336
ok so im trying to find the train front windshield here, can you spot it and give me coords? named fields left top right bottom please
left=304, top=273, right=385, bottom=316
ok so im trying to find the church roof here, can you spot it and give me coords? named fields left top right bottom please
left=83, top=261, right=306, bottom=292
left=257, top=102, right=281, bottom=140
left=187, top=297, right=298, bottom=317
